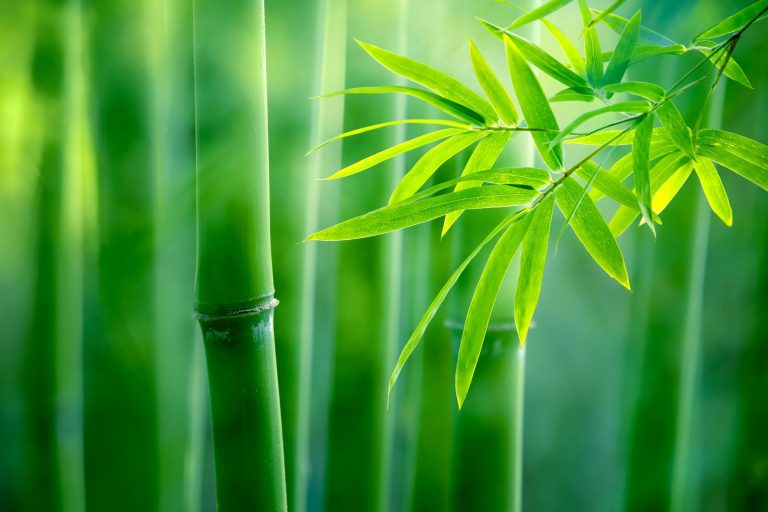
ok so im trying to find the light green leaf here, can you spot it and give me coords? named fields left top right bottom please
left=443, top=131, right=512, bottom=235
left=555, top=176, right=630, bottom=288
left=309, top=185, right=538, bottom=241
left=357, top=40, right=497, bottom=123
left=550, top=87, right=596, bottom=103
left=602, top=81, right=665, bottom=101
left=694, top=157, right=732, bottom=226
left=602, top=11, right=641, bottom=87
left=652, top=160, right=693, bottom=214
left=697, top=129, right=768, bottom=169
left=456, top=213, right=533, bottom=408
left=504, top=36, right=564, bottom=171
left=515, top=195, right=555, bottom=346
left=578, top=0, right=604, bottom=87
left=542, top=19, right=587, bottom=78
left=308, top=119, right=471, bottom=155
left=633, top=115, right=655, bottom=234
left=693, top=0, right=768, bottom=42
left=409, top=167, right=551, bottom=204
left=698, top=44, right=753, bottom=89
left=655, top=100, right=696, bottom=160
left=588, top=0, right=629, bottom=28
left=576, top=161, right=638, bottom=209
left=387, top=214, right=517, bottom=405
left=321, top=86, right=485, bottom=125
left=506, top=0, right=574, bottom=29
left=469, top=41, right=519, bottom=125
left=595, top=9, right=678, bottom=47
left=389, top=131, right=488, bottom=204
left=550, top=101, right=650, bottom=147
left=696, top=145, right=768, bottom=191
left=326, top=128, right=464, bottom=180
left=624, top=44, right=687, bottom=66
left=481, top=19, right=588, bottom=89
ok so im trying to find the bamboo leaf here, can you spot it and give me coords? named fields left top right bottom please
left=357, top=40, right=498, bottom=123
left=550, top=101, right=650, bottom=147
left=505, top=0, right=574, bottom=29
left=588, top=0, right=629, bottom=28
left=693, top=0, right=768, bottom=42
left=578, top=0, right=604, bottom=87
left=308, top=119, right=471, bottom=155
left=410, top=167, right=551, bottom=203
left=555, top=176, right=630, bottom=288
left=443, top=131, right=512, bottom=234
left=480, top=19, right=588, bottom=88
left=655, top=100, right=696, bottom=160
left=696, top=145, right=768, bottom=191
left=652, top=160, right=693, bottom=214
left=550, top=87, right=596, bottom=103
left=456, top=213, right=533, bottom=408
left=697, top=129, right=768, bottom=169
left=694, top=157, right=733, bottom=226
left=504, top=35, right=564, bottom=171
left=633, top=115, right=655, bottom=234
left=575, top=161, right=638, bottom=209
left=698, top=44, right=753, bottom=89
left=515, top=195, right=555, bottom=346
left=602, top=11, right=641, bottom=87
left=602, top=81, right=665, bottom=101
left=321, top=86, right=486, bottom=124
left=469, top=40, right=519, bottom=125
left=387, top=214, right=517, bottom=405
left=594, top=9, right=678, bottom=47
left=542, top=19, right=587, bottom=78
left=390, top=131, right=488, bottom=204
left=327, top=128, right=465, bottom=180
left=309, top=185, right=539, bottom=241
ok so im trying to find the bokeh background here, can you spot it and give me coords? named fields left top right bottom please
left=1, top=0, right=766, bottom=510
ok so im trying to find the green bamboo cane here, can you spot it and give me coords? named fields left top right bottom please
left=296, top=0, right=347, bottom=510
left=84, top=0, right=159, bottom=508
left=192, top=0, right=287, bottom=509
left=20, top=2, right=69, bottom=508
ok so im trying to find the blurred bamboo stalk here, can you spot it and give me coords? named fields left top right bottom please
left=295, top=0, right=347, bottom=510
left=84, top=0, right=160, bottom=508
left=192, top=0, right=286, bottom=509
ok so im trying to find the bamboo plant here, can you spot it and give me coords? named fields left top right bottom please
left=192, top=0, right=286, bottom=509
left=309, top=0, right=768, bottom=508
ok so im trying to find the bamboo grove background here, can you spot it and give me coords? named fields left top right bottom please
left=0, top=0, right=766, bottom=510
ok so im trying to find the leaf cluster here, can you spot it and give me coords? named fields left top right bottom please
left=307, top=0, right=768, bottom=407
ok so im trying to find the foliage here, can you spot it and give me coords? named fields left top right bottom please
left=309, top=0, right=768, bottom=406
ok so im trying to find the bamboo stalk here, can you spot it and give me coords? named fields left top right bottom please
left=295, top=0, right=347, bottom=510
left=83, top=0, right=159, bottom=508
left=192, top=0, right=287, bottom=509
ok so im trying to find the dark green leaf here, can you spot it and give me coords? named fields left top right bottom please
left=602, top=11, right=641, bottom=87
left=555, top=176, right=630, bottom=288
left=456, top=213, right=533, bottom=407
left=390, top=131, right=488, bottom=203
left=694, top=157, right=733, bottom=226
left=693, top=0, right=768, bottom=42
left=469, top=40, right=519, bottom=125
left=655, top=100, right=696, bottom=160
left=504, top=36, right=564, bottom=170
left=633, top=115, right=655, bottom=234
left=515, top=195, right=555, bottom=345
left=309, top=185, right=539, bottom=241
left=358, top=40, right=497, bottom=123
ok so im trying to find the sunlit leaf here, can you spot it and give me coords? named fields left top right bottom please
left=308, top=118, right=471, bottom=155
left=390, top=131, right=488, bottom=203
left=588, top=0, right=629, bottom=28
left=481, top=20, right=587, bottom=89
left=698, top=43, right=753, bottom=89
left=505, top=0, right=574, bottom=29
left=602, top=11, right=641, bottom=87
left=697, top=129, right=768, bottom=169
left=694, top=157, right=733, bottom=226
left=469, top=41, right=519, bottom=125
left=602, top=81, right=665, bottom=101
left=576, top=161, right=638, bottom=209
left=456, top=213, right=533, bottom=408
left=326, top=128, right=465, bottom=179
left=387, top=214, right=517, bottom=405
left=655, top=100, right=696, bottom=160
left=555, top=176, right=630, bottom=288
left=696, top=145, right=768, bottom=191
left=410, top=167, right=551, bottom=204
left=693, top=0, right=768, bottom=42
left=321, top=86, right=485, bottom=125
left=550, top=101, right=650, bottom=147
left=358, top=40, right=497, bottom=123
left=634, top=115, right=655, bottom=234
left=652, top=160, right=693, bottom=213
left=504, top=36, right=564, bottom=170
left=309, top=185, right=538, bottom=241
left=443, top=131, right=512, bottom=234
left=542, top=19, right=587, bottom=78
left=578, top=0, right=604, bottom=87
left=515, top=195, right=555, bottom=346
left=550, top=87, right=596, bottom=103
